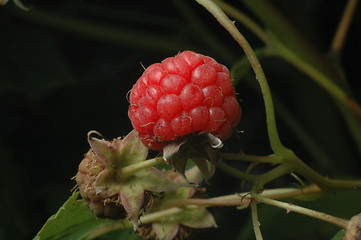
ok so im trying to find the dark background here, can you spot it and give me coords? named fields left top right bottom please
left=1, top=0, right=360, bottom=239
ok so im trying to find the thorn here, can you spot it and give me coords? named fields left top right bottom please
left=238, top=192, right=252, bottom=204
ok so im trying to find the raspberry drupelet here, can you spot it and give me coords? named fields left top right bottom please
left=128, top=51, right=241, bottom=150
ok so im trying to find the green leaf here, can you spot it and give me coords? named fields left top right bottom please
left=97, top=229, right=142, bottom=240
left=34, top=192, right=131, bottom=240
left=179, top=208, right=217, bottom=229
left=330, top=229, right=344, bottom=240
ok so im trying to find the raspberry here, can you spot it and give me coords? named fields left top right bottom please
left=128, top=51, right=241, bottom=150
left=75, top=130, right=189, bottom=229
left=75, top=149, right=126, bottom=219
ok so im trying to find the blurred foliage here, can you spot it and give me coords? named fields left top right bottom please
left=0, top=0, right=360, bottom=239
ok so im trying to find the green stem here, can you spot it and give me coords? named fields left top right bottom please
left=242, top=0, right=361, bottom=152
left=220, top=150, right=361, bottom=191
left=196, top=0, right=361, bottom=195
left=171, top=0, right=236, bottom=64
left=290, top=155, right=361, bottom=191
left=168, top=198, right=252, bottom=207
left=219, top=152, right=281, bottom=163
left=331, top=0, right=359, bottom=54
left=217, top=161, right=257, bottom=182
left=120, top=157, right=164, bottom=179
left=251, top=200, right=264, bottom=240
left=255, top=195, right=349, bottom=229
left=140, top=207, right=184, bottom=223
left=169, top=185, right=323, bottom=208
left=274, top=41, right=361, bottom=119
left=195, top=0, right=284, bottom=153
left=86, top=208, right=184, bottom=239
left=213, top=0, right=268, bottom=43
left=218, top=161, right=291, bottom=188
left=257, top=165, right=291, bottom=186
left=273, top=98, right=333, bottom=170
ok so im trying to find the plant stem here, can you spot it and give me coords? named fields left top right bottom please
left=195, top=0, right=284, bottom=153
left=331, top=0, right=359, bottom=54
left=140, top=207, right=184, bottom=223
left=219, top=152, right=281, bottom=163
left=251, top=200, right=264, bottom=240
left=168, top=198, right=252, bottom=207
left=213, top=0, right=268, bottom=43
left=257, top=165, right=290, bottom=185
left=290, top=155, right=361, bottom=191
left=274, top=41, right=361, bottom=119
left=120, top=157, right=164, bottom=179
left=86, top=208, right=184, bottom=239
left=169, top=185, right=323, bottom=208
left=217, top=161, right=257, bottom=182
left=255, top=196, right=349, bottom=229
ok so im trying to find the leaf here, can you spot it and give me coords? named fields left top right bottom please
left=96, top=229, right=142, bottom=240
left=330, top=229, right=344, bottom=240
left=179, top=208, right=217, bottom=229
left=34, top=192, right=131, bottom=240
left=118, top=130, right=149, bottom=166
left=88, top=130, right=148, bottom=168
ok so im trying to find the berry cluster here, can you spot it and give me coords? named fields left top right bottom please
left=128, top=51, right=241, bottom=149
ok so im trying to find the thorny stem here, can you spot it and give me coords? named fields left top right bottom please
left=213, top=0, right=268, bottom=43
left=255, top=195, right=350, bottom=229
left=256, top=165, right=290, bottom=186
left=193, top=0, right=361, bottom=233
left=214, top=0, right=361, bottom=147
left=219, top=151, right=361, bottom=191
left=331, top=0, right=359, bottom=54
left=217, top=161, right=258, bottom=182
left=206, top=0, right=361, bottom=189
left=168, top=198, right=252, bottom=207
left=87, top=185, right=343, bottom=239
left=219, top=152, right=281, bottom=164
left=169, top=185, right=322, bottom=208
left=251, top=200, right=264, bottom=240
left=289, top=154, right=361, bottom=191
left=195, top=0, right=284, bottom=153
left=274, top=41, right=361, bottom=119
left=140, top=207, right=184, bottom=224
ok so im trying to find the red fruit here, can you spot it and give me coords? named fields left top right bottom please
left=128, top=51, right=241, bottom=149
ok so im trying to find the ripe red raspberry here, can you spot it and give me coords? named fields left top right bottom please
left=128, top=51, right=241, bottom=149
